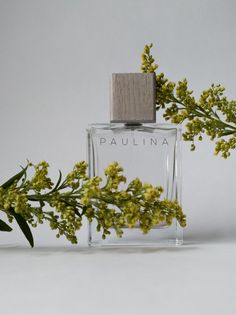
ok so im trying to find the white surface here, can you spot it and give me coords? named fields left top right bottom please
left=0, top=241, right=236, bottom=315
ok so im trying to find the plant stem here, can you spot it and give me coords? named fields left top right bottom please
left=172, top=96, right=236, bottom=132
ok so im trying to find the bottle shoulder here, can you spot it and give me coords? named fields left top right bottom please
left=87, top=123, right=181, bottom=132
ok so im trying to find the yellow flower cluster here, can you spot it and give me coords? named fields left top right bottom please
left=141, top=43, right=236, bottom=158
left=214, top=137, right=236, bottom=159
left=0, top=160, right=186, bottom=246
left=0, top=184, right=28, bottom=214
left=141, top=43, right=158, bottom=73
left=30, top=161, right=53, bottom=191
left=66, top=161, right=88, bottom=189
left=143, top=184, right=163, bottom=202
left=104, top=161, right=126, bottom=190
left=85, top=163, right=186, bottom=239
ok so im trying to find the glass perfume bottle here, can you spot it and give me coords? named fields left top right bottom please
left=87, top=73, right=182, bottom=246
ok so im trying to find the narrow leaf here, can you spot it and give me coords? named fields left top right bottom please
left=9, top=208, right=34, bottom=247
left=221, top=130, right=236, bottom=136
left=50, top=170, right=62, bottom=193
left=214, top=111, right=220, bottom=119
left=0, top=219, right=12, bottom=232
left=1, top=166, right=28, bottom=189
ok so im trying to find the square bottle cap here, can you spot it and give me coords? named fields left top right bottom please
left=110, top=73, right=156, bottom=123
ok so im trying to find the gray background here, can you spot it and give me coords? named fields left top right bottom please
left=0, top=0, right=236, bottom=243
left=1, top=1, right=236, bottom=315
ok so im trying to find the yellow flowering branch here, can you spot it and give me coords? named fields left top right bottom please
left=0, top=161, right=186, bottom=247
left=141, top=43, right=236, bottom=158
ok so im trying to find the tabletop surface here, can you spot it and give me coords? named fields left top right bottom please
left=0, top=240, right=235, bottom=315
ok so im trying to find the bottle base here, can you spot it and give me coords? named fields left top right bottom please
left=88, top=223, right=183, bottom=247
left=88, top=240, right=183, bottom=247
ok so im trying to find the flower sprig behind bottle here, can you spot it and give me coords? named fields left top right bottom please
left=141, top=43, right=236, bottom=158
left=0, top=160, right=186, bottom=247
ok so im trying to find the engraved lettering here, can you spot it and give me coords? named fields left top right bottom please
left=110, top=138, right=117, bottom=145
left=99, top=136, right=164, bottom=146
left=162, top=138, right=169, bottom=145
left=150, top=138, right=157, bottom=145
left=122, top=138, right=128, bottom=145
left=100, top=138, right=106, bottom=145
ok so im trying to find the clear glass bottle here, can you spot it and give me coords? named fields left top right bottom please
left=87, top=73, right=182, bottom=246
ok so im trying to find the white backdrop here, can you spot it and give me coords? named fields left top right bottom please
left=0, top=0, right=236, bottom=246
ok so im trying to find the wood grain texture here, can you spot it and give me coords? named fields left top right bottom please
left=110, top=73, right=156, bottom=123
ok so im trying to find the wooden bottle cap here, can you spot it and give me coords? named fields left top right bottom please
left=110, top=73, right=156, bottom=123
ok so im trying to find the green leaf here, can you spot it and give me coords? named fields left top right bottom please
left=0, top=219, right=12, bottom=232
left=9, top=208, right=34, bottom=247
left=1, top=166, right=28, bottom=189
left=50, top=170, right=62, bottom=193
left=221, top=130, right=236, bottom=136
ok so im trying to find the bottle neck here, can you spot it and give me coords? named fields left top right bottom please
left=124, top=122, right=142, bottom=127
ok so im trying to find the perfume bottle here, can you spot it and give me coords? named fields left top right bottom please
left=87, top=73, right=182, bottom=246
